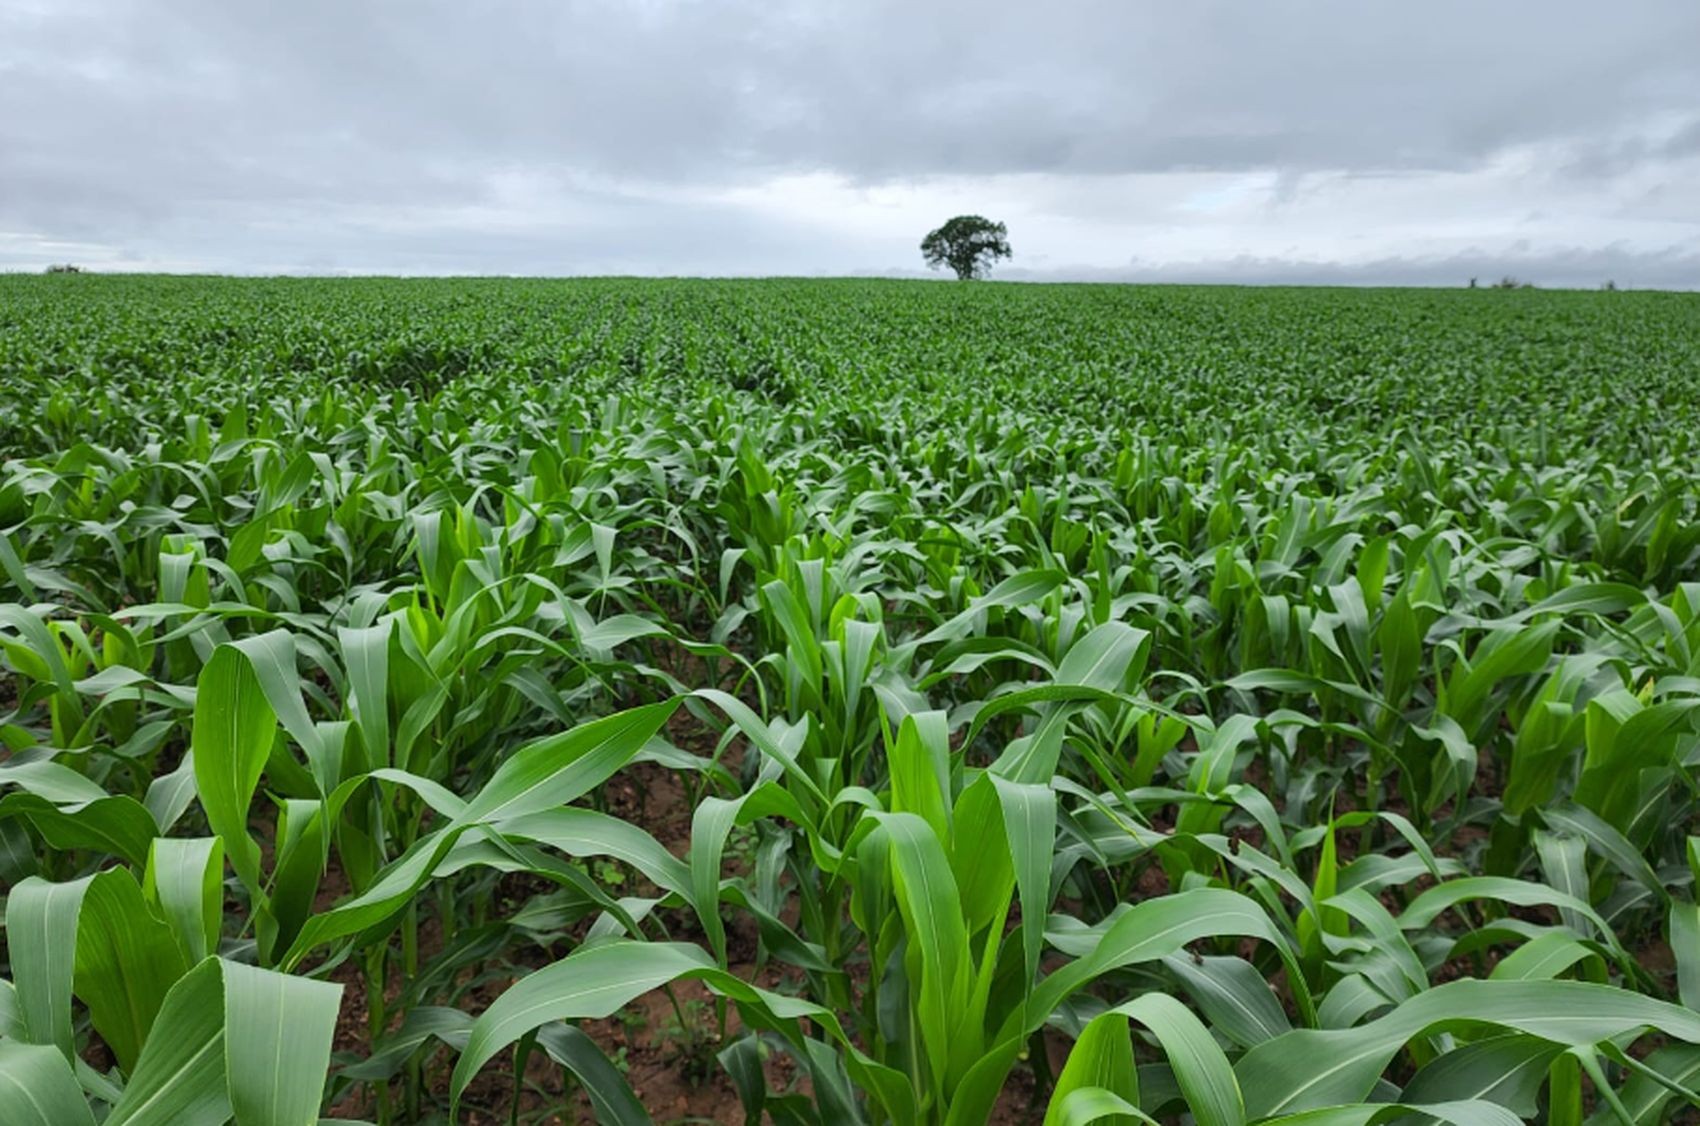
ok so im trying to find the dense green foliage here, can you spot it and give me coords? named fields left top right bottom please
left=919, top=216, right=1013, bottom=280
left=2, top=274, right=1700, bottom=1125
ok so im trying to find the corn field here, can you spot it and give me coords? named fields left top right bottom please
left=3, top=274, right=1700, bottom=1125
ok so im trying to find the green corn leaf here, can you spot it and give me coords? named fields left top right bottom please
left=1260, top=1100, right=1523, bottom=1126
left=449, top=941, right=719, bottom=1107
left=1042, top=1088, right=1158, bottom=1126
left=1044, top=1011, right=1138, bottom=1126
left=1163, top=953, right=1291, bottom=1048
left=1398, top=877, right=1615, bottom=948
left=0, top=791, right=159, bottom=868
left=5, top=874, right=92, bottom=1057
left=1048, top=993, right=1243, bottom=1126
left=690, top=794, right=744, bottom=965
left=1030, top=889, right=1305, bottom=1032
left=498, top=807, right=691, bottom=896
left=1237, top=979, right=1700, bottom=1117
left=1549, top=1051, right=1582, bottom=1126
left=889, top=710, right=952, bottom=842
left=144, top=836, right=225, bottom=965
left=107, top=956, right=340, bottom=1126
left=1671, top=902, right=1700, bottom=1011
left=286, top=702, right=679, bottom=964
left=533, top=1023, right=655, bottom=1126
left=987, top=772, right=1057, bottom=994
left=337, top=621, right=392, bottom=769
left=191, top=645, right=278, bottom=894
left=1489, top=932, right=1597, bottom=982
left=0, top=1040, right=96, bottom=1126
left=870, top=810, right=972, bottom=1094
left=255, top=798, right=330, bottom=965
left=459, top=699, right=681, bottom=824
left=1400, top=1034, right=1562, bottom=1117
left=72, top=868, right=191, bottom=1071
left=222, top=960, right=342, bottom=1126
left=1599, top=1042, right=1700, bottom=1125
left=1533, top=831, right=1591, bottom=936
left=950, top=773, right=1017, bottom=938
left=1442, top=621, right=1560, bottom=737
left=227, top=630, right=326, bottom=781
left=1540, top=803, right=1667, bottom=906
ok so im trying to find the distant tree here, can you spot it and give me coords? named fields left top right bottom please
left=1468, top=277, right=1478, bottom=289
left=920, top=216, right=1011, bottom=280
left=44, top=263, right=81, bottom=274
left=1602, top=279, right=1619, bottom=291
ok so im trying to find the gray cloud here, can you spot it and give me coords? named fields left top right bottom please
left=2, top=1, right=1698, bottom=280
left=1559, top=117, right=1700, bottom=181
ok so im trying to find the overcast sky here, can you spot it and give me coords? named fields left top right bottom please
left=4, top=0, right=1699, bottom=286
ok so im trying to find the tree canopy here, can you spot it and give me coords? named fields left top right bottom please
left=920, top=215, right=1011, bottom=280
